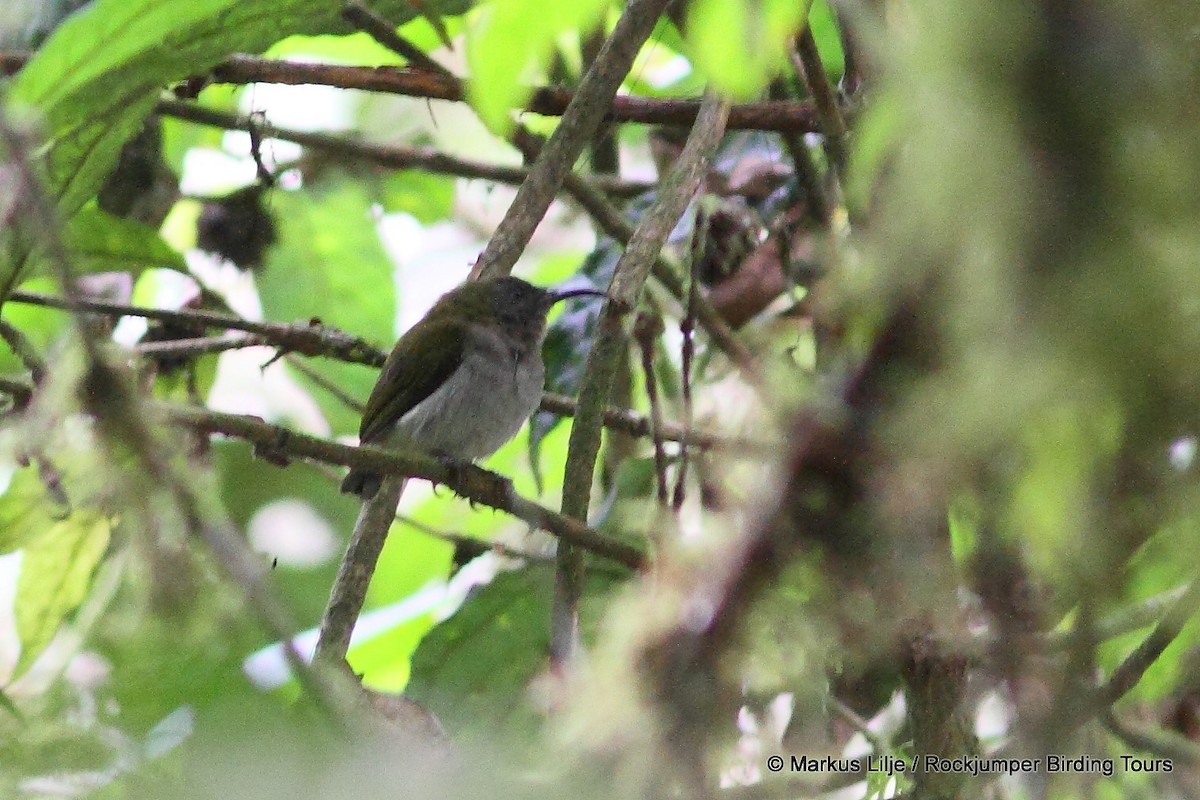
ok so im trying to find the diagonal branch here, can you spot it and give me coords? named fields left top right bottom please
left=155, top=400, right=646, bottom=569
left=553, top=91, right=731, bottom=666
left=471, top=0, right=676, bottom=280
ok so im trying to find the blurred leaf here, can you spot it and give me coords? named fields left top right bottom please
left=256, top=178, right=394, bottom=437
left=24, top=207, right=186, bottom=279
left=0, top=0, right=470, bottom=293
left=406, top=565, right=618, bottom=741
left=371, top=170, right=454, bottom=223
left=467, top=0, right=611, bottom=133
left=0, top=465, right=68, bottom=555
left=0, top=278, right=66, bottom=378
left=808, top=0, right=845, bottom=80
left=15, top=509, right=111, bottom=674
left=685, top=0, right=806, bottom=99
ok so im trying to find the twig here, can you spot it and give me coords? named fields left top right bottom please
left=285, top=354, right=366, bottom=413
left=0, top=319, right=46, bottom=383
left=539, top=392, right=766, bottom=453
left=395, top=512, right=556, bottom=565
left=154, top=400, right=645, bottom=569
left=768, top=78, right=831, bottom=227
left=633, top=311, right=670, bottom=505
left=507, top=125, right=759, bottom=381
left=471, top=0, right=676, bottom=281
left=341, top=2, right=454, bottom=77
left=134, top=332, right=269, bottom=359
left=1099, top=579, right=1200, bottom=705
left=7, top=289, right=387, bottom=367
left=156, top=99, right=653, bottom=198
left=672, top=216, right=700, bottom=511
left=1101, top=708, right=1200, bottom=765
left=792, top=27, right=848, bottom=179
left=553, top=92, right=731, bottom=667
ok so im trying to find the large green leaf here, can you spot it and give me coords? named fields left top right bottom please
left=407, top=565, right=620, bottom=742
left=685, top=0, right=808, bottom=98
left=24, top=207, right=187, bottom=278
left=1, top=0, right=470, bottom=292
left=14, top=509, right=111, bottom=674
left=255, top=177, right=395, bottom=437
left=466, top=0, right=612, bottom=132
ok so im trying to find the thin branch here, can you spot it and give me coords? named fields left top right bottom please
left=8, top=289, right=387, bottom=367
left=341, top=2, right=453, bottom=77
left=507, top=125, right=759, bottom=380
left=768, top=78, right=831, bottom=227
left=472, top=0, right=676, bottom=281
left=156, top=100, right=654, bottom=199
left=134, top=332, right=269, bottom=359
left=539, top=392, right=767, bottom=453
left=672, top=219, right=700, bottom=511
left=200, top=54, right=819, bottom=134
left=633, top=311, right=670, bottom=505
left=285, top=354, right=366, bottom=413
left=0, top=319, right=46, bottom=383
left=396, top=512, right=557, bottom=565
left=792, top=28, right=849, bottom=179
left=553, top=91, right=731, bottom=667
left=1101, top=708, right=1200, bottom=766
left=154, top=400, right=646, bottom=569
left=1098, top=579, right=1200, bottom=705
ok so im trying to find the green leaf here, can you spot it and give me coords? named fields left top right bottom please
left=14, top=509, right=111, bottom=674
left=0, top=464, right=69, bottom=555
left=46, top=207, right=185, bottom=277
left=685, top=0, right=807, bottom=99
left=0, top=0, right=470, bottom=294
left=808, top=0, right=846, bottom=80
left=372, top=171, right=454, bottom=223
left=256, top=178, right=395, bottom=437
left=407, top=565, right=619, bottom=742
left=467, top=0, right=611, bottom=133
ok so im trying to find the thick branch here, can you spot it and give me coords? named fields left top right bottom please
left=553, top=92, right=731, bottom=666
left=208, top=55, right=816, bottom=134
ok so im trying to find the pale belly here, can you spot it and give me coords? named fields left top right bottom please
left=383, top=335, right=544, bottom=460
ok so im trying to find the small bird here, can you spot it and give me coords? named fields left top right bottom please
left=341, top=276, right=604, bottom=497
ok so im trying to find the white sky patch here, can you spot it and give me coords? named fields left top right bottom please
left=248, top=499, right=338, bottom=568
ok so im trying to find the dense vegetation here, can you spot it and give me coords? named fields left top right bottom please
left=2, top=1, right=1200, bottom=799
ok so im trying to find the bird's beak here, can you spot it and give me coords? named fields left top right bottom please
left=550, top=287, right=606, bottom=305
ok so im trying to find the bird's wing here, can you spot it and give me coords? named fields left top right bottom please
left=358, top=319, right=466, bottom=445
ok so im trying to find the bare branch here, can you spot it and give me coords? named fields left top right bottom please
left=156, top=99, right=654, bottom=199
left=154, top=400, right=646, bottom=569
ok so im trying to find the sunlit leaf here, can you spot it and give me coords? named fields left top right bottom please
left=407, top=565, right=619, bottom=741
left=467, top=0, right=611, bottom=132
left=14, top=510, right=111, bottom=674
left=255, top=177, right=395, bottom=437
left=684, top=0, right=807, bottom=98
